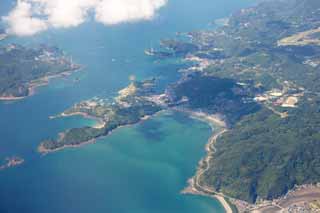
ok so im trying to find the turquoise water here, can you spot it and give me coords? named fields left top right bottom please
left=0, top=0, right=256, bottom=212
left=0, top=112, right=225, bottom=213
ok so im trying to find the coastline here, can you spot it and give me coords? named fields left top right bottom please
left=40, top=107, right=236, bottom=213
left=174, top=108, right=234, bottom=213
left=177, top=109, right=320, bottom=213
left=39, top=110, right=166, bottom=155
left=50, top=111, right=107, bottom=129
left=38, top=139, right=97, bottom=155
left=0, top=66, right=81, bottom=101
left=43, top=103, right=304, bottom=213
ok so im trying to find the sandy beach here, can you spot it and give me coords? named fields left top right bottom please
left=53, top=111, right=107, bottom=129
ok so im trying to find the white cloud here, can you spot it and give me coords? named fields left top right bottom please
left=33, top=0, right=98, bottom=28
left=2, top=0, right=47, bottom=36
left=95, top=0, right=167, bottom=25
left=2, top=0, right=167, bottom=36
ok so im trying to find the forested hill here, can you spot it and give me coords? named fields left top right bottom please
left=201, top=0, right=320, bottom=203
left=0, top=44, right=78, bottom=99
left=155, top=0, right=320, bottom=203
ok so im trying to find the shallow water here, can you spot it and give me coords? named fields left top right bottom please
left=0, top=112, right=226, bottom=213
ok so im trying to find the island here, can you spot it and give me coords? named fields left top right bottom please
left=0, top=44, right=80, bottom=100
left=0, top=156, right=24, bottom=171
left=39, top=79, right=164, bottom=154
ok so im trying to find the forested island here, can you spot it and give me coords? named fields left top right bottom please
left=0, top=44, right=80, bottom=100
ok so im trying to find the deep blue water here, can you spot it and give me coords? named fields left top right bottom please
left=0, top=0, right=256, bottom=212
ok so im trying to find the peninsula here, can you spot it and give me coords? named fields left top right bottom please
left=0, top=44, right=80, bottom=100
left=39, top=79, right=163, bottom=153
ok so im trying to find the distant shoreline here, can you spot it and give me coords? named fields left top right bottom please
left=0, top=66, right=81, bottom=101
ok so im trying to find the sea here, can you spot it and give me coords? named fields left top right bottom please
left=0, top=0, right=255, bottom=212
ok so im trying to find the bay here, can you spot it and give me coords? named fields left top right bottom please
left=0, top=0, right=256, bottom=212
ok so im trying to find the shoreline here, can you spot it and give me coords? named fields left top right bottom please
left=43, top=103, right=236, bottom=212
left=0, top=66, right=81, bottom=101
left=38, top=139, right=97, bottom=155
left=51, top=111, right=107, bottom=129
left=178, top=109, right=320, bottom=213
left=174, top=108, right=234, bottom=213
left=40, top=107, right=236, bottom=213
left=41, top=105, right=256, bottom=212
left=38, top=110, right=166, bottom=155
left=48, top=107, right=233, bottom=213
